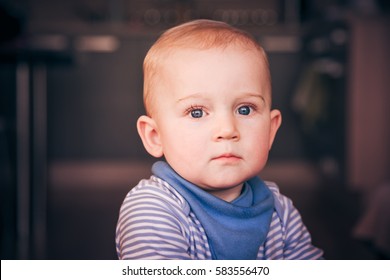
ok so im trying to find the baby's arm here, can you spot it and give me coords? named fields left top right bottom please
left=116, top=183, right=192, bottom=260
left=266, top=182, right=323, bottom=259
left=281, top=197, right=324, bottom=259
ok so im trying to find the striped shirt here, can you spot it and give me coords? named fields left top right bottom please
left=116, top=176, right=323, bottom=259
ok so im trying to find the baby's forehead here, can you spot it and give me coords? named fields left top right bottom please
left=163, top=44, right=269, bottom=74
left=158, top=45, right=268, bottom=76
left=159, top=47, right=271, bottom=95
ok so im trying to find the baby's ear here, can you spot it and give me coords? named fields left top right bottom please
left=268, top=109, right=282, bottom=150
left=137, top=115, right=163, bottom=158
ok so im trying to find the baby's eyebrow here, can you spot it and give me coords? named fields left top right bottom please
left=237, top=93, right=267, bottom=105
left=240, top=93, right=265, bottom=100
left=176, top=93, right=208, bottom=103
left=176, top=92, right=267, bottom=105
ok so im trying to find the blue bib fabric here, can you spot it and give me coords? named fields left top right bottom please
left=152, top=161, right=274, bottom=260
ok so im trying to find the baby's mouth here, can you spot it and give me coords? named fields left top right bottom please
left=212, top=153, right=242, bottom=162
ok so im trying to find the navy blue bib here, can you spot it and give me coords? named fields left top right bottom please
left=152, top=161, right=274, bottom=259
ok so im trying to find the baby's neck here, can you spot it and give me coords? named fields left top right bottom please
left=205, top=183, right=244, bottom=202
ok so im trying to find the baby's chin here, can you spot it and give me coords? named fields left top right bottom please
left=182, top=168, right=259, bottom=188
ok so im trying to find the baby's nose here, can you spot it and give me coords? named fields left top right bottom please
left=213, top=114, right=240, bottom=141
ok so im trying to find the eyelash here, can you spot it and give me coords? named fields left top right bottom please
left=237, top=103, right=258, bottom=115
left=185, top=105, right=206, bottom=118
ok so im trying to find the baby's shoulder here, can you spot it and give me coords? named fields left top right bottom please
left=264, top=181, right=295, bottom=220
left=126, top=176, right=190, bottom=215
left=264, top=181, right=285, bottom=203
left=264, top=181, right=281, bottom=195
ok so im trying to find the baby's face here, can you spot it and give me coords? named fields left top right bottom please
left=152, top=46, right=281, bottom=201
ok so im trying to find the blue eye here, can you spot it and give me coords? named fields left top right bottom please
left=190, top=108, right=204, bottom=118
left=237, top=105, right=251, bottom=115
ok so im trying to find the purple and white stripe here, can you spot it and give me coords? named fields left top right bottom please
left=116, top=177, right=323, bottom=260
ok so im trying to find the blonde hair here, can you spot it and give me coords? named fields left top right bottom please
left=143, top=19, right=271, bottom=116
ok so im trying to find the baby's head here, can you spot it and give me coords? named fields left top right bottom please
left=137, top=19, right=281, bottom=201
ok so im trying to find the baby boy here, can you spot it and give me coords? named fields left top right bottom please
left=116, top=19, right=323, bottom=260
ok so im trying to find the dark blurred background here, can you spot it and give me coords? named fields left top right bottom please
left=1, top=0, right=389, bottom=260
